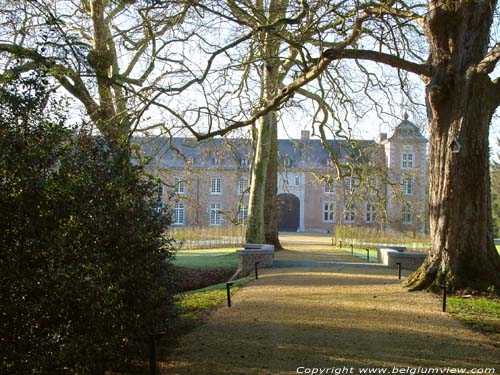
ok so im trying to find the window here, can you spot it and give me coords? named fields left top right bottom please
left=210, top=177, right=222, bottom=194
left=344, top=177, right=352, bottom=192
left=173, top=203, right=185, bottom=225
left=367, top=178, right=378, bottom=196
left=401, top=153, right=414, bottom=169
left=402, top=177, right=414, bottom=195
left=209, top=203, right=223, bottom=226
left=323, top=201, right=335, bottom=222
left=237, top=204, right=248, bottom=224
left=344, top=204, right=356, bottom=223
left=175, top=177, right=185, bottom=195
left=294, top=175, right=301, bottom=186
left=240, top=158, right=249, bottom=167
left=366, top=203, right=376, bottom=223
left=402, top=204, right=413, bottom=224
left=238, top=177, right=249, bottom=194
left=344, top=177, right=359, bottom=193
left=323, top=181, right=335, bottom=194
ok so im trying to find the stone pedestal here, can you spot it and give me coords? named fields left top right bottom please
left=378, top=247, right=426, bottom=270
left=236, top=244, right=274, bottom=274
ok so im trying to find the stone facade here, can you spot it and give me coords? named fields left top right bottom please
left=141, top=115, right=428, bottom=234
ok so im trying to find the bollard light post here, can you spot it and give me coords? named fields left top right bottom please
left=255, top=262, right=260, bottom=280
left=226, top=282, right=234, bottom=307
left=365, top=248, right=370, bottom=262
left=396, top=262, right=402, bottom=279
left=440, top=284, right=447, bottom=312
left=350, top=244, right=354, bottom=256
left=149, top=335, right=156, bottom=375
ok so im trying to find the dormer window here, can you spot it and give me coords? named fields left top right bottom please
left=326, top=159, right=334, bottom=167
left=240, top=158, right=249, bottom=167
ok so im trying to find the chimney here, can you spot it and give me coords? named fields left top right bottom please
left=301, top=130, right=310, bottom=140
left=379, top=133, right=387, bottom=143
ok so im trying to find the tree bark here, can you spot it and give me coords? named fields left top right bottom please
left=246, top=110, right=273, bottom=243
left=405, top=1, right=500, bottom=290
left=264, top=112, right=283, bottom=249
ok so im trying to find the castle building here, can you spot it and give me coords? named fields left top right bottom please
left=141, top=115, right=428, bottom=233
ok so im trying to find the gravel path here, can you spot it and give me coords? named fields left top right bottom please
left=162, top=239, right=500, bottom=374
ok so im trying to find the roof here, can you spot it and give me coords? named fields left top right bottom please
left=134, top=137, right=384, bottom=170
left=388, top=113, right=428, bottom=143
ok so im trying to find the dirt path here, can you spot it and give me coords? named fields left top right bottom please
left=162, top=238, right=500, bottom=374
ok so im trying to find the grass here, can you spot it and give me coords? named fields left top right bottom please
left=351, top=247, right=379, bottom=262
left=448, top=295, right=500, bottom=344
left=174, top=248, right=239, bottom=269
left=177, top=277, right=252, bottom=321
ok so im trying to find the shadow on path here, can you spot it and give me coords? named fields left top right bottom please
left=161, top=265, right=500, bottom=375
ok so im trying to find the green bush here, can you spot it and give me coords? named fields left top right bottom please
left=0, top=75, right=177, bottom=374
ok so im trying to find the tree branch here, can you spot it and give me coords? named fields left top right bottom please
left=476, top=43, right=500, bottom=75
left=322, top=48, right=431, bottom=77
left=0, top=43, right=99, bottom=118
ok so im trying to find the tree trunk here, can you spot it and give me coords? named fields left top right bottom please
left=405, top=1, right=500, bottom=290
left=246, top=111, right=273, bottom=243
left=264, top=112, right=283, bottom=249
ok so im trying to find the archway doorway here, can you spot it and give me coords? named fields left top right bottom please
left=278, top=193, right=300, bottom=231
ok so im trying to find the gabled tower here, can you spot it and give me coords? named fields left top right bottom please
left=382, top=113, right=428, bottom=233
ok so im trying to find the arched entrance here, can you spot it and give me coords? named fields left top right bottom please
left=278, top=193, right=300, bottom=231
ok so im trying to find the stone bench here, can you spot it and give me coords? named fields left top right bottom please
left=376, top=246, right=406, bottom=263
left=236, top=244, right=275, bottom=274
left=378, top=248, right=426, bottom=270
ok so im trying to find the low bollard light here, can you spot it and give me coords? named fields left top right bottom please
left=149, top=335, right=156, bottom=375
left=396, top=262, right=402, bottom=279
left=365, top=248, right=370, bottom=262
left=440, top=284, right=447, bottom=312
left=255, top=262, right=260, bottom=280
left=226, top=282, right=234, bottom=307
left=339, top=240, right=343, bottom=249
left=350, top=244, right=354, bottom=256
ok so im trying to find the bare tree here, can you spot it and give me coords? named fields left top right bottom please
left=0, top=0, right=195, bottom=150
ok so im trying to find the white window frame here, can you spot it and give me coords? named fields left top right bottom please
left=209, top=203, right=223, bottom=226
left=322, top=201, right=335, bottom=223
left=366, top=203, right=376, bottom=223
left=237, top=204, right=248, bottom=224
left=323, top=181, right=335, bottom=194
left=210, top=177, right=222, bottom=195
left=402, top=204, right=413, bottom=224
left=344, top=177, right=359, bottom=194
left=238, top=177, right=249, bottom=195
left=173, top=203, right=185, bottom=225
left=343, top=204, right=356, bottom=223
left=294, top=175, right=301, bottom=186
left=368, top=178, right=378, bottom=196
left=401, top=153, right=414, bottom=170
left=175, top=176, right=185, bottom=195
left=402, top=177, right=414, bottom=195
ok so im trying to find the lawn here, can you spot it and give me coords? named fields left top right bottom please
left=178, top=277, right=252, bottom=321
left=448, top=295, right=500, bottom=344
left=351, top=247, right=379, bottom=263
left=174, top=248, right=239, bottom=269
